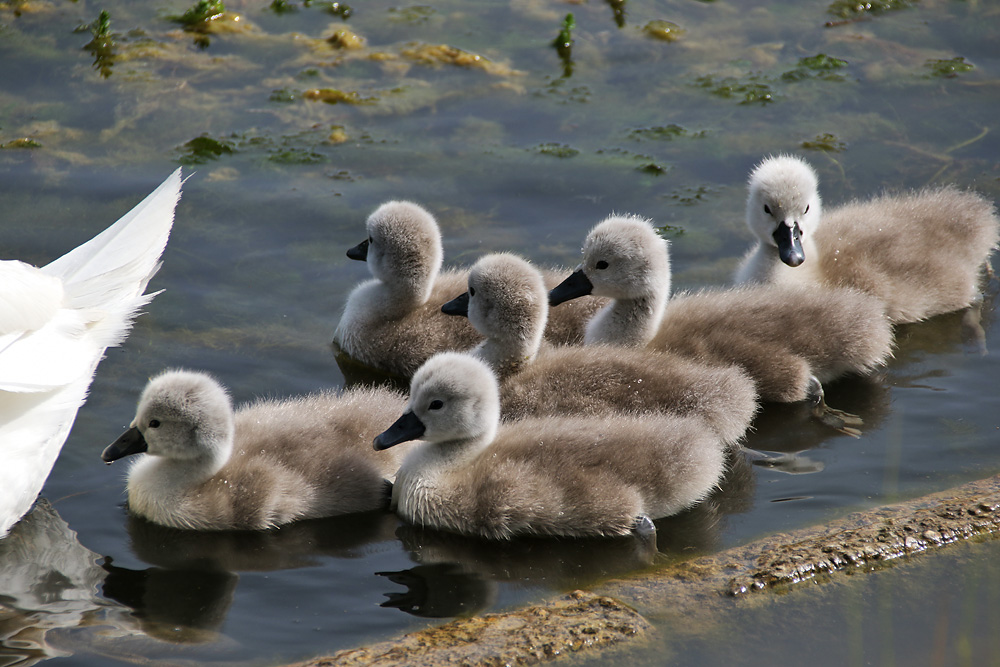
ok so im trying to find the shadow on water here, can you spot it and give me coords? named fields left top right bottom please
left=378, top=451, right=756, bottom=619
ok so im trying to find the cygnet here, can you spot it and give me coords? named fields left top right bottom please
left=333, top=201, right=606, bottom=378
left=373, top=352, right=727, bottom=540
left=735, top=154, right=999, bottom=323
left=442, top=252, right=757, bottom=446
left=102, top=370, right=407, bottom=530
left=549, top=214, right=893, bottom=433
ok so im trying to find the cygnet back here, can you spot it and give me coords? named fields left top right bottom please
left=452, top=252, right=757, bottom=446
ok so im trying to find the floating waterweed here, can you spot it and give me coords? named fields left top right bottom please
left=801, top=133, right=846, bottom=152
left=81, top=9, right=116, bottom=78
left=643, top=20, right=685, bottom=42
left=827, top=0, right=918, bottom=19
left=551, top=13, right=574, bottom=78
left=782, top=54, right=849, bottom=82
left=924, top=56, right=974, bottom=79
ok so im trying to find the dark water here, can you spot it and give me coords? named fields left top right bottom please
left=1, top=0, right=998, bottom=664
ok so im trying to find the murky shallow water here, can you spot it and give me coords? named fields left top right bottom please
left=1, top=0, right=998, bottom=664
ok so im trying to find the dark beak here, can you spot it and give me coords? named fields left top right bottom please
left=347, top=238, right=369, bottom=261
left=374, top=411, right=426, bottom=451
left=773, top=221, right=805, bottom=267
left=441, top=292, right=470, bottom=317
left=102, top=426, right=148, bottom=464
left=549, top=268, right=594, bottom=307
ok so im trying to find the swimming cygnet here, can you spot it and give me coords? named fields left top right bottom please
left=441, top=252, right=757, bottom=446
left=735, top=154, right=999, bottom=323
left=373, top=352, right=726, bottom=540
left=549, top=215, right=893, bottom=434
left=102, top=370, right=407, bottom=531
left=333, top=201, right=606, bottom=378
left=1, top=169, right=181, bottom=538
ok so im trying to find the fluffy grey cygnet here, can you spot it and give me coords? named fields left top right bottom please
left=442, top=252, right=757, bottom=447
left=102, top=370, right=407, bottom=530
left=333, top=201, right=607, bottom=378
left=373, top=352, right=726, bottom=540
left=735, top=154, right=999, bottom=323
left=548, top=215, right=893, bottom=432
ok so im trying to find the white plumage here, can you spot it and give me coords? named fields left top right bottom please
left=0, top=169, right=182, bottom=537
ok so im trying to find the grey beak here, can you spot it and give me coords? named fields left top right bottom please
left=102, top=426, right=148, bottom=464
left=441, top=292, right=470, bottom=317
left=347, top=238, right=369, bottom=261
left=549, top=268, right=594, bottom=306
left=773, top=221, right=805, bottom=267
left=374, top=411, right=426, bottom=451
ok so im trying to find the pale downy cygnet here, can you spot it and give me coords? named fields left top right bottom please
left=442, top=252, right=757, bottom=446
left=549, top=215, right=893, bottom=434
left=102, top=370, right=407, bottom=531
left=333, top=201, right=606, bottom=378
left=735, top=154, right=999, bottom=323
left=0, top=169, right=181, bottom=538
left=373, top=352, right=726, bottom=540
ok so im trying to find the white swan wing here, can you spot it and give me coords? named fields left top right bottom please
left=0, top=168, right=182, bottom=537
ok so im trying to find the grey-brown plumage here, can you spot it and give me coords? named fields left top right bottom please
left=455, top=253, right=757, bottom=446
left=550, top=215, right=894, bottom=405
left=102, top=370, right=407, bottom=531
left=333, top=201, right=605, bottom=378
left=737, top=154, right=1000, bottom=323
left=374, top=352, right=726, bottom=540
left=652, top=284, right=893, bottom=403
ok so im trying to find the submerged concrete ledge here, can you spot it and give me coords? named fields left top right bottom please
left=288, top=473, right=1000, bottom=667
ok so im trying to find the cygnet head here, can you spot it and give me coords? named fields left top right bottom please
left=550, top=214, right=670, bottom=305
left=374, top=352, right=500, bottom=451
left=442, top=253, right=547, bottom=356
left=347, top=201, right=443, bottom=299
left=745, top=155, right=823, bottom=267
left=102, top=370, right=235, bottom=472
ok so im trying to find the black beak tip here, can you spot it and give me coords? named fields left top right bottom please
left=347, top=239, right=369, bottom=261
left=548, top=268, right=594, bottom=307
left=441, top=292, right=470, bottom=317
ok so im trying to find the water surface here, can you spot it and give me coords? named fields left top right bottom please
left=1, top=0, right=998, bottom=664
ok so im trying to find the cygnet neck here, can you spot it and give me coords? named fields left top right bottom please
left=586, top=291, right=668, bottom=347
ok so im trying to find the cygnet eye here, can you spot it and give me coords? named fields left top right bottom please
left=595, top=260, right=609, bottom=270
left=148, top=419, right=161, bottom=428
left=804, top=204, right=810, bottom=214
left=763, top=204, right=772, bottom=215
left=428, top=400, right=444, bottom=410
left=469, top=287, right=476, bottom=297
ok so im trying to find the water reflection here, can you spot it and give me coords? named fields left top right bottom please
left=0, top=500, right=105, bottom=666
left=745, top=373, right=892, bottom=458
left=93, top=511, right=399, bottom=644
left=379, top=451, right=755, bottom=618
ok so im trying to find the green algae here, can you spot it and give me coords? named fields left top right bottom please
left=827, top=0, right=918, bottom=19
left=695, top=74, right=775, bottom=105
left=628, top=124, right=705, bottom=142
left=170, top=0, right=226, bottom=28
left=924, top=56, right=974, bottom=78
left=801, top=132, right=847, bottom=152
left=535, top=142, right=579, bottom=158
left=642, top=20, right=684, bottom=42
left=178, top=135, right=235, bottom=164
left=79, top=9, right=116, bottom=78
left=782, top=53, right=849, bottom=82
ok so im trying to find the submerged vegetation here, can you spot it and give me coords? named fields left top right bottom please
left=79, top=10, right=116, bottom=78
left=827, top=0, right=918, bottom=19
left=551, top=13, right=575, bottom=78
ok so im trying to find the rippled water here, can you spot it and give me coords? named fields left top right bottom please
left=1, top=0, right=998, bottom=664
